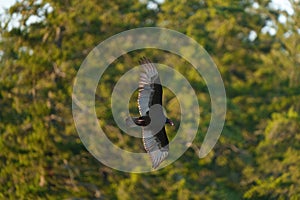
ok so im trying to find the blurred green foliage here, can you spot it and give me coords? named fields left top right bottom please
left=0, top=0, right=299, bottom=199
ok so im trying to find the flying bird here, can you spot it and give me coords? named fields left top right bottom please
left=126, top=57, right=174, bottom=169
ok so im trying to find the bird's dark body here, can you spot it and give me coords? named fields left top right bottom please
left=126, top=57, right=174, bottom=169
left=132, top=115, right=151, bottom=126
left=132, top=111, right=170, bottom=148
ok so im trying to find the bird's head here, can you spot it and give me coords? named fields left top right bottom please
left=166, top=118, right=175, bottom=126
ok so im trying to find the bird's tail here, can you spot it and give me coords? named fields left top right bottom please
left=125, top=117, right=138, bottom=127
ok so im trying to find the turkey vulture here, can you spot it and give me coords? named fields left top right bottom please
left=126, top=57, right=174, bottom=169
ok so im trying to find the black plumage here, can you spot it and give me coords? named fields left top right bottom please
left=126, top=57, right=174, bottom=169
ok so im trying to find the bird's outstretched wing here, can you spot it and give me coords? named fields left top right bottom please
left=143, top=127, right=169, bottom=169
left=138, top=57, right=169, bottom=169
left=138, top=57, right=163, bottom=116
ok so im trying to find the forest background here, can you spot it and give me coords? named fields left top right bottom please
left=0, top=0, right=299, bottom=199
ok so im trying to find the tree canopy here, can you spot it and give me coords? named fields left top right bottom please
left=0, top=0, right=299, bottom=199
